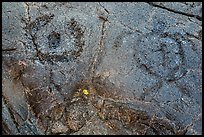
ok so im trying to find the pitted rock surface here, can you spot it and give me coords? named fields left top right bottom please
left=2, top=2, right=202, bottom=135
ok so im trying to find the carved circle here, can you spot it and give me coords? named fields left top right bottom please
left=134, top=30, right=190, bottom=81
left=28, top=15, right=85, bottom=63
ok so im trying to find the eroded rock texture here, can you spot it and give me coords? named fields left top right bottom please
left=2, top=2, right=202, bottom=135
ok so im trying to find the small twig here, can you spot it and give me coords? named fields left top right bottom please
left=2, top=48, right=17, bottom=51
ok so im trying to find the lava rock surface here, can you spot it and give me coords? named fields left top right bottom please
left=2, top=2, right=202, bottom=135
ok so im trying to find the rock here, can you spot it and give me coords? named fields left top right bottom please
left=2, top=2, right=202, bottom=135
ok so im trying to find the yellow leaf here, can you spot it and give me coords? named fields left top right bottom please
left=82, top=89, right=89, bottom=95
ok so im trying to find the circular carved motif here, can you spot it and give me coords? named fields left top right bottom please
left=134, top=30, right=191, bottom=82
left=24, top=15, right=85, bottom=63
